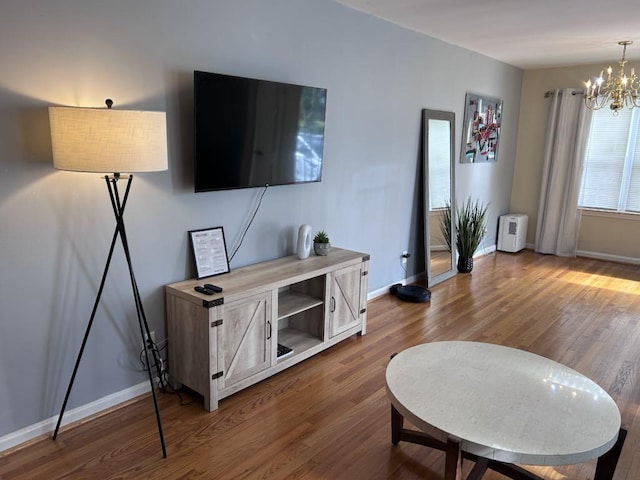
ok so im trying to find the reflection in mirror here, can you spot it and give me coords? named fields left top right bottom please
left=423, top=109, right=456, bottom=287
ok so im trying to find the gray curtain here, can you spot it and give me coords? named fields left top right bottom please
left=535, top=88, right=592, bottom=257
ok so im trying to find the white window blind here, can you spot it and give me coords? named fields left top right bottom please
left=580, top=107, right=640, bottom=213
left=628, top=126, right=640, bottom=211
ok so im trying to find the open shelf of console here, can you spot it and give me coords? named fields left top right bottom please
left=165, top=247, right=369, bottom=411
left=276, top=327, right=323, bottom=362
left=277, top=291, right=324, bottom=319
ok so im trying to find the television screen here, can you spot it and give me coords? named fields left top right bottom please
left=194, top=70, right=327, bottom=192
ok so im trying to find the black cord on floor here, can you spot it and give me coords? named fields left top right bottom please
left=158, top=371, right=194, bottom=406
left=139, top=339, right=195, bottom=406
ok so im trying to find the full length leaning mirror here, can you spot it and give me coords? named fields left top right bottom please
left=423, top=109, right=456, bottom=287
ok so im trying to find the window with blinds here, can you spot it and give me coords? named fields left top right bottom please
left=580, top=107, right=640, bottom=213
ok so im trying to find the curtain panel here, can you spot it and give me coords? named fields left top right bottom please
left=535, top=88, right=592, bottom=257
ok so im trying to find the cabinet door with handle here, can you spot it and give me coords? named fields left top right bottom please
left=328, top=264, right=363, bottom=337
left=217, top=291, right=272, bottom=390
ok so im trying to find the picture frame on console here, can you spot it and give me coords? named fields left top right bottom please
left=189, top=226, right=230, bottom=279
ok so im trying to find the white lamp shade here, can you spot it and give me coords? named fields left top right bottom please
left=49, top=106, right=168, bottom=173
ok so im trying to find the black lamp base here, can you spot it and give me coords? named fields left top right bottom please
left=51, top=174, right=167, bottom=458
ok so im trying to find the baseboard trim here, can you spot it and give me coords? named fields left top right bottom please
left=367, top=246, right=501, bottom=302
left=524, top=243, right=640, bottom=265
left=477, top=244, right=497, bottom=256
left=576, top=250, right=640, bottom=265
left=0, top=381, right=150, bottom=454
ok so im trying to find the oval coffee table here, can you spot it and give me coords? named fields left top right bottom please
left=385, top=341, right=626, bottom=480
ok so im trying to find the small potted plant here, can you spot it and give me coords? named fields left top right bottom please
left=456, top=197, right=488, bottom=273
left=313, top=230, right=331, bottom=256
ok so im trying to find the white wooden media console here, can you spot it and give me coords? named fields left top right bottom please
left=165, top=248, right=369, bottom=411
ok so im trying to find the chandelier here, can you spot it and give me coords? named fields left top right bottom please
left=584, top=41, right=640, bottom=114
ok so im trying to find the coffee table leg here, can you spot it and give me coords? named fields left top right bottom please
left=594, top=427, right=627, bottom=480
left=445, top=436, right=463, bottom=480
left=391, top=405, right=403, bottom=445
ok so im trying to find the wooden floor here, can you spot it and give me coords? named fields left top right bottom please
left=1, top=250, right=639, bottom=480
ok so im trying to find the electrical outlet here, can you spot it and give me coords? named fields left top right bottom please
left=143, top=330, right=156, bottom=349
left=401, top=251, right=409, bottom=265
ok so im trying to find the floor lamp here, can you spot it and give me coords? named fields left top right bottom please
left=48, top=99, right=169, bottom=458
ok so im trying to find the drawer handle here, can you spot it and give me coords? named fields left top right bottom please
left=267, top=320, right=272, bottom=339
left=330, top=296, right=336, bottom=313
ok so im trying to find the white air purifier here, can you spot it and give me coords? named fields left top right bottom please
left=497, top=214, right=528, bottom=253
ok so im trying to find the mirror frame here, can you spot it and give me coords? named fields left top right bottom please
left=423, top=109, right=456, bottom=287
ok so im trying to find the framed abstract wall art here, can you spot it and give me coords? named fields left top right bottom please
left=461, top=93, right=502, bottom=163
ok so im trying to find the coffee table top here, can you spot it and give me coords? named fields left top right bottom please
left=385, top=341, right=621, bottom=466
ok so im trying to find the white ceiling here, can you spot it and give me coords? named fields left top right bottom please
left=335, top=0, right=640, bottom=69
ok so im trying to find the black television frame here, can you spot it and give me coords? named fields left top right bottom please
left=193, top=70, right=327, bottom=192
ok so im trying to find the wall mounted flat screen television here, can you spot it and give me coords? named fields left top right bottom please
left=194, top=70, right=327, bottom=192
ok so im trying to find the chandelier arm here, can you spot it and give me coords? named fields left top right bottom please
left=584, top=41, right=639, bottom=113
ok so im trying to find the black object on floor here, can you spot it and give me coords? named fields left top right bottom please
left=390, top=284, right=431, bottom=303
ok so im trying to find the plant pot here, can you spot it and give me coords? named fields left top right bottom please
left=457, top=256, right=473, bottom=273
left=314, top=242, right=331, bottom=256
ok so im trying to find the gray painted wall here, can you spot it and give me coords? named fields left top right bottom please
left=0, top=0, right=522, bottom=439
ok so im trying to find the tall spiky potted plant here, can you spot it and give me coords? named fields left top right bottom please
left=456, top=198, right=488, bottom=273
left=438, top=200, right=452, bottom=253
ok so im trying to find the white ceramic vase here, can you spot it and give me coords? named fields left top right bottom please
left=297, top=224, right=312, bottom=259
